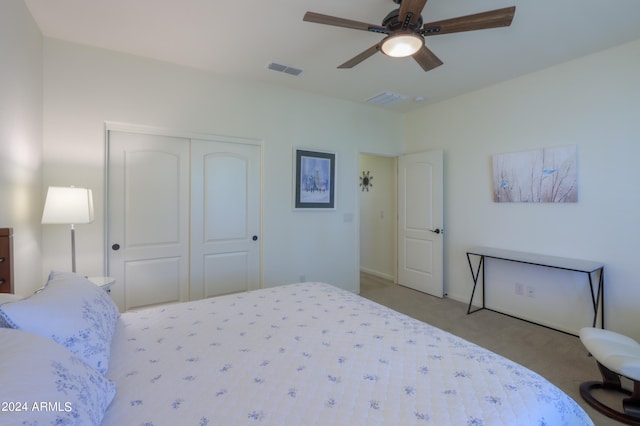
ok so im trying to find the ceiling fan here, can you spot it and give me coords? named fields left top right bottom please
left=303, top=0, right=515, bottom=72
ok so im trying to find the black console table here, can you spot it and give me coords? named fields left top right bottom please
left=466, top=246, right=604, bottom=334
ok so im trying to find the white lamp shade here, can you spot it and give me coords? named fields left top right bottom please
left=42, top=186, right=95, bottom=224
left=380, top=33, right=424, bottom=58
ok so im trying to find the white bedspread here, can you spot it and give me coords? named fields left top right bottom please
left=102, top=282, right=592, bottom=425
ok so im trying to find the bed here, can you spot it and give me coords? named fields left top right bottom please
left=0, top=271, right=593, bottom=425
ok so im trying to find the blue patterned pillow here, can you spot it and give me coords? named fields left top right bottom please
left=0, top=271, right=120, bottom=374
left=0, top=293, right=22, bottom=328
left=0, top=328, right=116, bottom=426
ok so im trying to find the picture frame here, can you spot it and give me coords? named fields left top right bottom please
left=293, top=148, right=336, bottom=210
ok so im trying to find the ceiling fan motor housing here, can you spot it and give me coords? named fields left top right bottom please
left=382, top=9, right=423, bottom=31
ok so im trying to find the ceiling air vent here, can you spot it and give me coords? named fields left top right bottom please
left=267, top=62, right=303, bottom=76
left=366, top=92, right=408, bottom=106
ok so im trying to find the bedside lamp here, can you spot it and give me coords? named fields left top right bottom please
left=42, top=186, right=94, bottom=273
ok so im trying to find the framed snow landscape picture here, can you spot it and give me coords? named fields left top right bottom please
left=294, top=148, right=336, bottom=210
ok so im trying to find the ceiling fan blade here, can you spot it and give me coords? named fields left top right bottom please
left=422, top=6, right=515, bottom=36
left=304, top=12, right=388, bottom=33
left=413, top=45, right=443, bottom=72
left=399, top=0, right=429, bottom=27
left=338, top=44, right=381, bottom=69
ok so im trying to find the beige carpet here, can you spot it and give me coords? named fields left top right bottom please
left=359, top=272, right=623, bottom=425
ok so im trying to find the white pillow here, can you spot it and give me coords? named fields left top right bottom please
left=0, top=271, right=120, bottom=374
left=0, top=328, right=116, bottom=426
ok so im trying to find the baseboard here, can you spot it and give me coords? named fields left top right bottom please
left=360, top=267, right=394, bottom=282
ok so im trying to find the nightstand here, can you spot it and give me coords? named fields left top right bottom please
left=87, top=276, right=116, bottom=293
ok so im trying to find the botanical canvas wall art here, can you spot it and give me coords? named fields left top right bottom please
left=493, top=145, right=577, bottom=203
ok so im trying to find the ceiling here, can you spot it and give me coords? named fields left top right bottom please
left=23, top=0, right=640, bottom=112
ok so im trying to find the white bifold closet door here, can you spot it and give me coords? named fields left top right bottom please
left=107, top=130, right=261, bottom=312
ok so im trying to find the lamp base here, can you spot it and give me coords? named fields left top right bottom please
left=70, top=225, right=76, bottom=273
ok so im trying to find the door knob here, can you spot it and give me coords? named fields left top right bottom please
left=112, top=243, right=120, bottom=250
left=429, top=228, right=442, bottom=234
left=252, top=235, right=258, bottom=241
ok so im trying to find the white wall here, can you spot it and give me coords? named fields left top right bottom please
left=359, top=154, right=396, bottom=280
left=41, top=39, right=403, bottom=294
left=404, top=39, right=640, bottom=338
left=0, top=0, right=43, bottom=295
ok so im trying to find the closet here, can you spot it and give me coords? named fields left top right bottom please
left=106, top=128, right=261, bottom=311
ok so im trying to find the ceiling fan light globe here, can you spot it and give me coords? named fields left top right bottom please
left=381, top=33, right=423, bottom=58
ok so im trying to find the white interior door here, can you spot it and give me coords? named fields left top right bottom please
left=107, top=131, right=190, bottom=311
left=397, top=150, right=444, bottom=297
left=190, top=139, right=261, bottom=298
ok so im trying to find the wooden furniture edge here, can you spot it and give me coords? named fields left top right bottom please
left=0, top=227, right=14, bottom=294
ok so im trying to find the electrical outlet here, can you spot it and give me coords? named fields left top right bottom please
left=526, top=286, right=535, bottom=298
left=515, top=282, right=524, bottom=296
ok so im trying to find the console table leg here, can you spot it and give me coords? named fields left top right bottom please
left=589, top=268, right=605, bottom=329
left=467, top=254, right=485, bottom=314
left=597, top=268, right=604, bottom=329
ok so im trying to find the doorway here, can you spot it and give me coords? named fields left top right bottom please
left=359, top=151, right=444, bottom=298
left=359, top=154, right=397, bottom=282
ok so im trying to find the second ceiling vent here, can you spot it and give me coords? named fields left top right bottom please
left=267, top=62, right=303, bottom=76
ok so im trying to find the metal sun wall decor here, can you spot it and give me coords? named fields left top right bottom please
left=493, top=145, right=578, bottom=203
left=360, top=171, right=373, bottom=191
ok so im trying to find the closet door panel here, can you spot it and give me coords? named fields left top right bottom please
left=107, top=131, right=190, bottom=311
left=125, top=257, right=182, bottom=309
left=205, top=154, right=248, bottom=241
left=203, top=252, right=248, bottom=298
left=191, top=139, right=261, bottom=299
